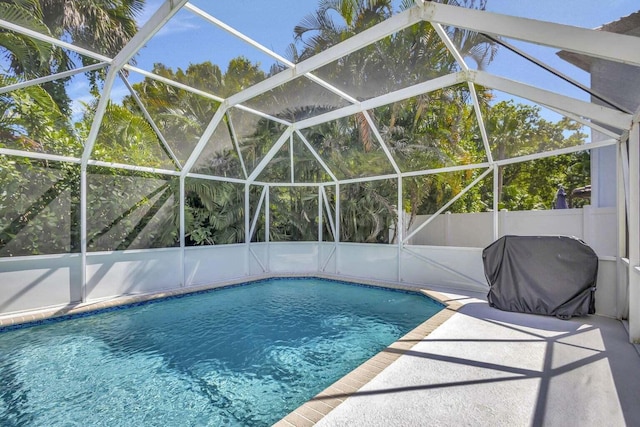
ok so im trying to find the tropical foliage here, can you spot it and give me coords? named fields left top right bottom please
left=0, top=0, right=591, bottom=256
left=0, top=0, right=142, bottom=112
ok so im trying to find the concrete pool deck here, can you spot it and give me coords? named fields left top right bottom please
left=278, top=289, right=640, bottom=427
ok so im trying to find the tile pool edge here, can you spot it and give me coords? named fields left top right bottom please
left=0, top=273, right=278, bottom=329
left=0, top=273, right=443, bottom=330
left=274, top=289, right=463, bottom=427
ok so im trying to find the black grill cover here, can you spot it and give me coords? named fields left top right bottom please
left=483, top=235, right=598, bottom=319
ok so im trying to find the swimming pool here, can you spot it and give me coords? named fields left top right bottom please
left=0, top=277, right=443, bottom=426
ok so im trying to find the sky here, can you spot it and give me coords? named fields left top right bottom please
left=65, top=0, right=640, bottom=118
left=131, top=0, right=640, bottom=73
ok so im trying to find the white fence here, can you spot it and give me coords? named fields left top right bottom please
left=406, top=206, right=617, bottom=257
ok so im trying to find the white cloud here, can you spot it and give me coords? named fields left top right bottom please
left=67, top=77, right=89, bottom=97
left=136, top=0, right=201, bottom=37
left=155, top=13, right=200, bottom=37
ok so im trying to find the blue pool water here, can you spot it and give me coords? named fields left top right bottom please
left=0, top=278, right=442, bottom=426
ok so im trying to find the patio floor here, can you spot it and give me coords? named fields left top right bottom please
left=299, top=290, right=640, bottom=426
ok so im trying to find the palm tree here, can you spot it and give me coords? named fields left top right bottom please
left=0, top=75, right=83, bottom=256
left=37, top=0, right=142, bottom=56
left=0, top=0, right=142, bottom=112
left=122, top=60, right=275, bottom=246
left=291, top=0, right=393, bottom=60
left=288, top=0, right=497, bottom=242
left=0, top=2, right=58, bottom=75
left=183, top=179, right=245, bottom=245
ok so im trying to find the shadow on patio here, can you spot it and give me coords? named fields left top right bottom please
left=312, top=298, right=640, bottom=427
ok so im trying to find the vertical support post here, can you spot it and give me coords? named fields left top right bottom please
left=318, top=186, right=323, bottom=272
left=582, top=204, right=592, bottom=245
left=80, top=67, right=118, bottom=304
left=80, top=168, right=87, bottom=302
left=445, top=212, right=452, bottom=246
left=493, top=165, right=499, bottom=241
left=290, top=134, right=295, bottom=184
left=335, top=183, right=340, bottom=243
left=245, top=183, right=250, bottom=276
left=397, top=176, right=403, bottom=282
left=617, top=140, right=627, bottom=319
left=335, top=183, right=340, bottom=274
left=265, top=185, right=270, bottom=272
left=628, top=120, right=639, bottom=342
left=499, top=209, right=508, bottom=237
left=180, top=175, right=186, bottom=287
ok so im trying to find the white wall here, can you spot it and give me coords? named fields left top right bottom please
left=0, top=254, right=81, bottom=314
left=582, top=206, right=617, bottom=256
left=249, top=243, right=268, bottom=276
left=86, top=249, right=182, bottom=300
left=245, top=242, right=322, bottom=275
left=268, top=242, right=319, bottom=273
left=336, top=243, right=398, bottom=283
left=400, top=245, right=487, bottom=292
left=185, top=244, right=248, bottom=287
left=591, top=59, right=640, bottom=208
left=319, top=242, right=337, bottom=273
left=591, top=145, right=617, bottom=208
left=595, top=258, right=618, bottom=317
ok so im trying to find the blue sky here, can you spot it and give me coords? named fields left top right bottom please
left=131, top=0, right=639, bottom=73
left=67, top=0, right=640, bottom=117
left=485, top=0, right=637, bottom=27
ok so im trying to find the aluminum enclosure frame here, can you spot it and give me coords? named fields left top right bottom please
left=0, top=1, right=638, bottom=341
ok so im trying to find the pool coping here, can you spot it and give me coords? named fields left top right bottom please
left=0, top=273, right=453, bottom=329
left=273, top=286, right=462, bottom=427
left=0, top=273, right=283, bottom=329
left=0, top=273, right=463, bottom=426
